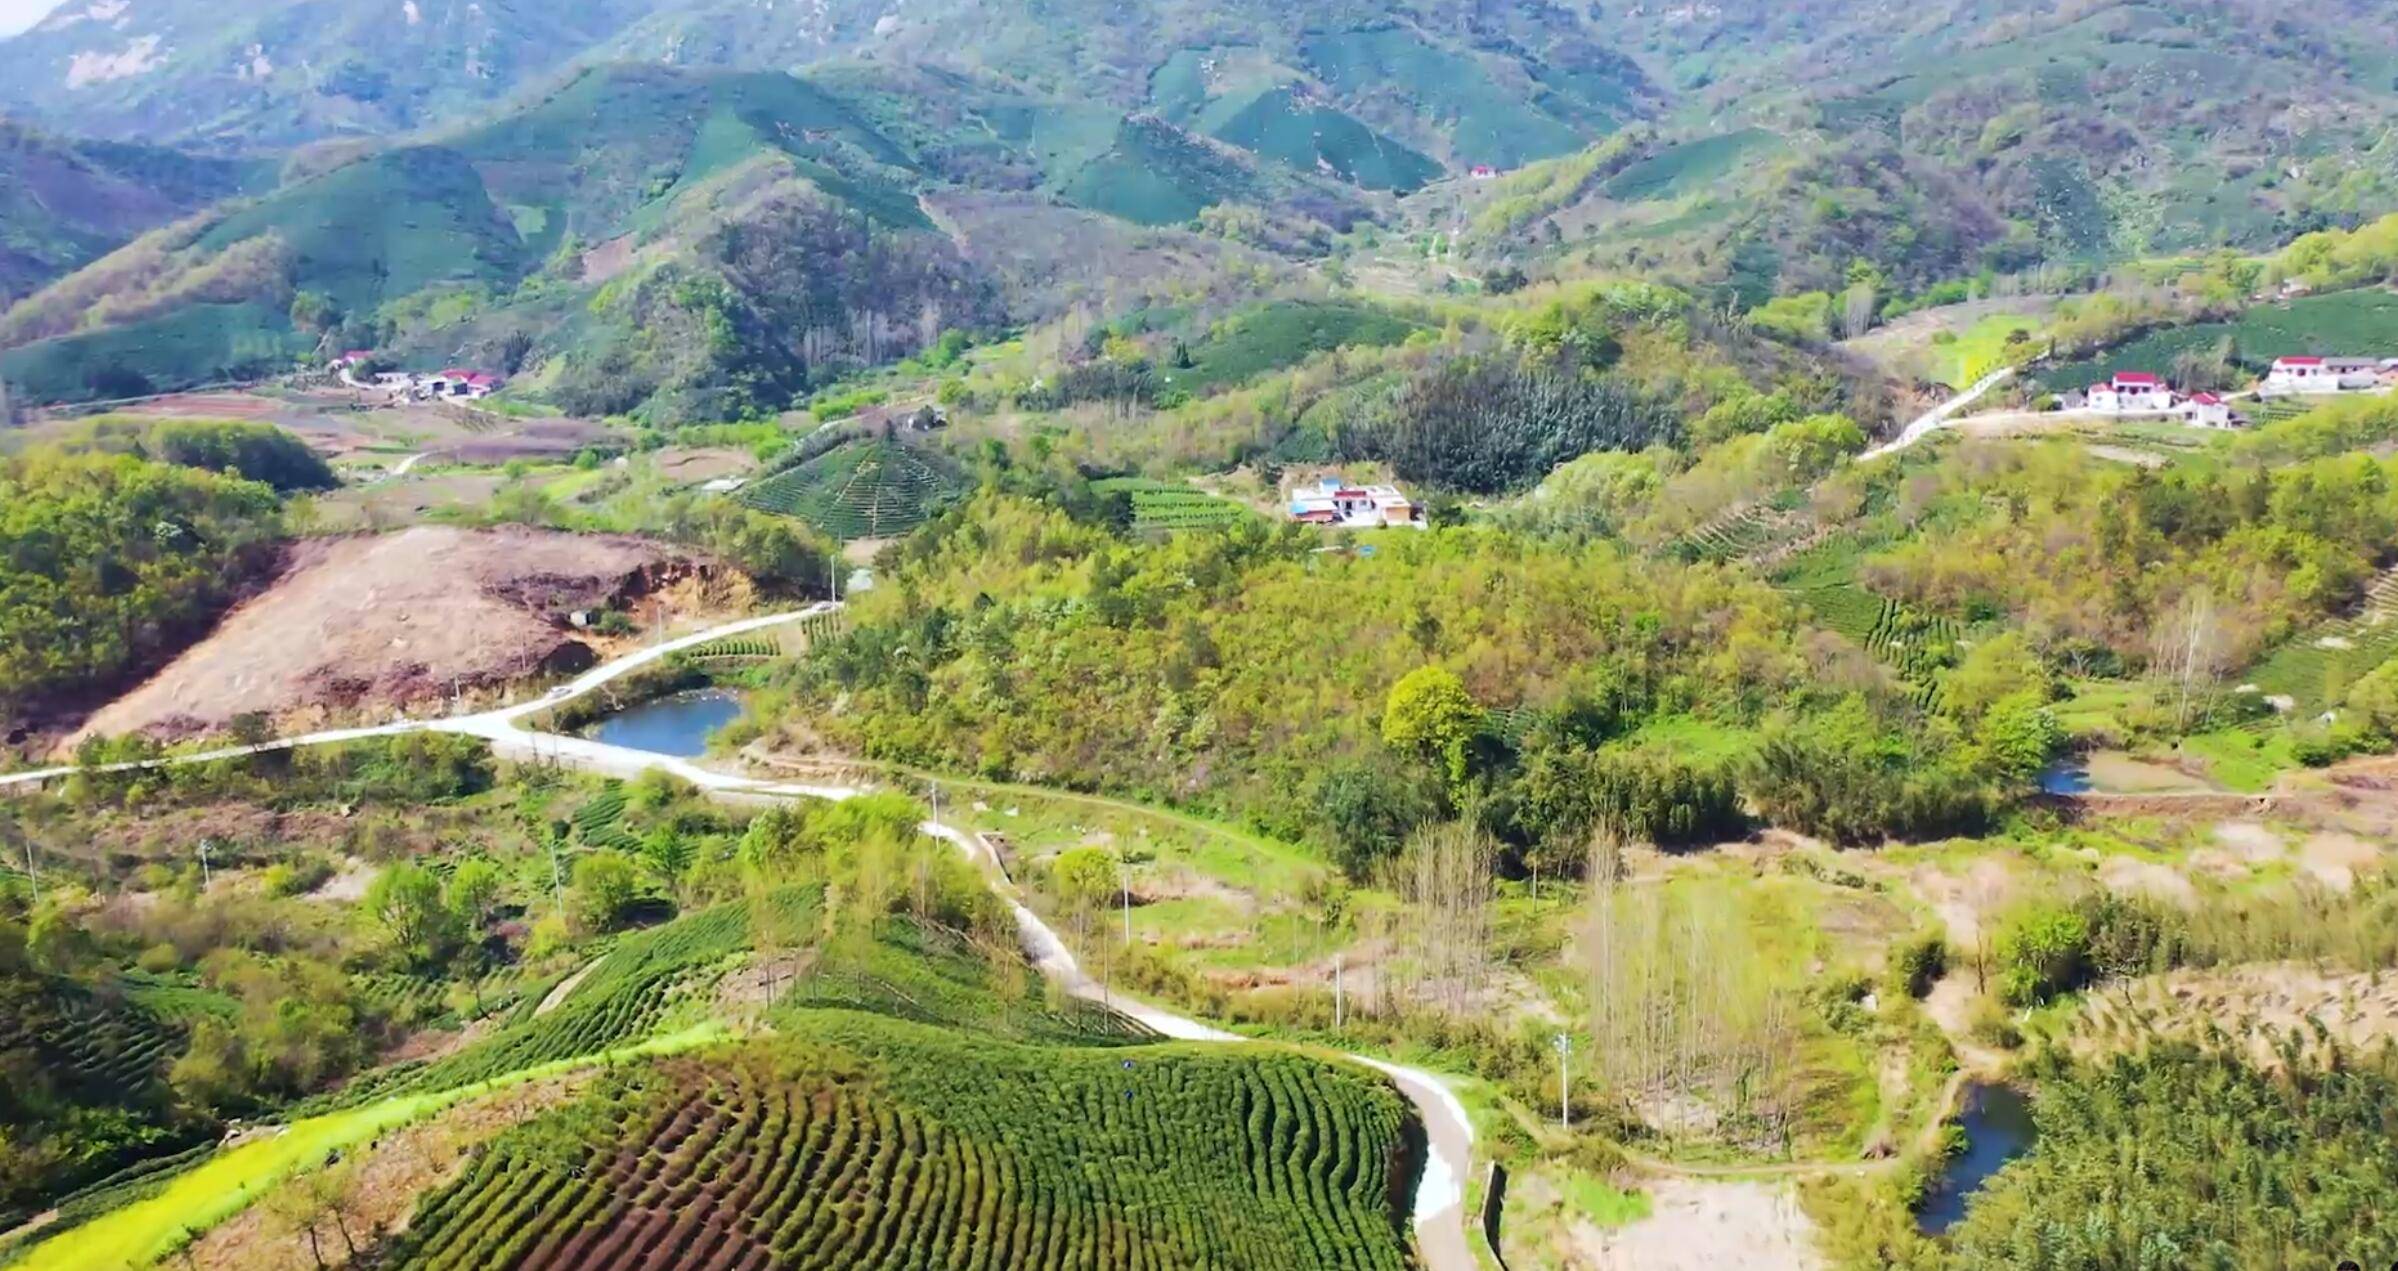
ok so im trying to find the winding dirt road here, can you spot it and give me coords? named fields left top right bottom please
left=0, top=607, right=1479, bottom=1271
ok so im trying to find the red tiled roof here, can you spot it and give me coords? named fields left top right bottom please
left=2112, top=372, right=2161, bottom=386
left=2276, top=356, right=2325, bottom=366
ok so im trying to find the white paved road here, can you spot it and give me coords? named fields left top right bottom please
left=0, top=606, right=1478, bottom=1270
left=1861, top=365, right=2018, bottom=461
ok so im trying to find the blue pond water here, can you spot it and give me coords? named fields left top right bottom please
left=1917, top=1083, right=2037, bottom=1235
left=2037, top=760, right=2093, bottom=795
left=590, top=690, right=746, bottom=758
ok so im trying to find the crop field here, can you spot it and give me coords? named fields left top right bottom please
left=2245, top=566, right=2398, bottom=711
left=570, top=783, right=641, bottom=850
left=1300, top=27, right=1584, bottom=168
left=739, top=439, right=966, bottom=540
left=777, top=918, right=1151, bottom=1047
left=1674, top=503, right=1798, bottom=564
left=301, top=893, right=818, bottom=1114
left=1176, top=301, right=1422, bottom=394
left=2038, top=288, right=2398, bottom=392
left=385, top=1016, right=1413, bottom=1271
left=1207, top=87, right=1440, bottom=193
left=0, top=301, right=311, bottom=403
left=1093, top=477, right=1254, bottom=532
left=0, top=981, right=189, bottom=1099
left=1599, top=129, right=1780, bottom=203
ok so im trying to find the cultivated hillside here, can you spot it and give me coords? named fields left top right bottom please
left=0, top=119, right=263, bottom=302
left=1462, top=0, right=2398, bottom=296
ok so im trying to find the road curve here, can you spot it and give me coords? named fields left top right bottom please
left=0, top=607, right=1480, bottom=1271
left=1860, top=365, right=2017, bottom=461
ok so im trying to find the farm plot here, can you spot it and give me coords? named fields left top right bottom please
left=384, top=1016, right=1414, bottom=1271
left=739, top=439, right=967, bottom=541
left=1093, top=477, right=1255, bottom=532
left=2246, top=565, right=2398, bottom=711
left=298, top=892, right=819, bottom=1115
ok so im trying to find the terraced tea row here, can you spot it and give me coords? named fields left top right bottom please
left=1093, top=478, right=1255, bottom=533
left=297, top=894, right=817, bottom=1115
left=740, top=440, right=966, bottom=541
left=387, top=1017, right=1413, bottom=1271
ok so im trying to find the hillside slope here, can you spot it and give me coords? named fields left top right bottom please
left=1464, top=0, right=2398, bottom=295
left=0, top=120, right=263, bottom=303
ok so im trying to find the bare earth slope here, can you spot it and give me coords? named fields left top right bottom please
left=77, top=526, right=694, bottom=743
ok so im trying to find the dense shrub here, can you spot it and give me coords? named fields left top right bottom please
left=1340, top=355, right=1678, bottom=493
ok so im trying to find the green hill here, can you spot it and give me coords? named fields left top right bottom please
left=0, top=121, right=264, bottom=303
left=739, top=438, right=969, bottom=540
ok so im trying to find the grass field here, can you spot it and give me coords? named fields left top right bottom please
left=738, top=438, right=967, bottom=540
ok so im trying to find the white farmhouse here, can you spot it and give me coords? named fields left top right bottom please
left=2170, top=392, right=2239, bottom=429
left=1288, top=477, right=1425, bottom=529
left=2263, top=356, right=2383, bottom=395
left=2085, top=372, right=2175, bottom=414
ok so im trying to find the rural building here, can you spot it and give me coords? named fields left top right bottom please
left=1288, top=477, right=1424, bottom=529
left=2170, top=392, right=2239, bottom=429
left=2263, top=356, right=2383, bottom=395
left=2085, top=372, right=2174, bottom=414
left=430, top=369, right=504, bottom=399
left=1468, top=165, right=1499, bottom=180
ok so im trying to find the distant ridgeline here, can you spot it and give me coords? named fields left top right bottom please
left=0, top=2, right=1653, bottom=414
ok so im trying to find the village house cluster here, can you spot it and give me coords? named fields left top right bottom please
left=330, top=351, right=505, bottom=401
left=2063, top=354, right=2398, bottom=430
left=1287, top=477, right=1426, bottom=529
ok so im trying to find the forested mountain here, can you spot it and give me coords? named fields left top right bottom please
left=1469, top=0, right=2398, bottom=297
left=12, top=0, right=2398, bottom=410
left=0, top=120, right=264, bottom=303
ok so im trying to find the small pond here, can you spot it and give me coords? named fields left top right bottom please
left=2036, top=759, right=2092, bottom=795
left=589, top=690, right=747, bottom=759
left=1917, top=1082, right=2037, bottom=1235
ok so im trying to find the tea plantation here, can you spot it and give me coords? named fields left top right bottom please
left=386, top=1018, right=1413, bottom=1271
left=738, top=438, right=968, bottom=541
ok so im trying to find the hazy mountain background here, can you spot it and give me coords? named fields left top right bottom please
left=2, top=0, right=2396, bottom=413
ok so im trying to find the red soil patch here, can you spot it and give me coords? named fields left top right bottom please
left=73, top=526, right=708, bottom=745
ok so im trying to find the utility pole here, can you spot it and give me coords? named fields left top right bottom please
left=1122, top=865, right=1132, bottom=945
left=1334, top=953, right=1344, bottom=1029
left=21, top=840, right=38, bottom=905
left=197, top=839, right=214, bottom=891
left=547, top=830, right=566, bottom=915
left=929, top=780, right=941, bottom=829
left=1554, top=1032, right=1573, bottom=1131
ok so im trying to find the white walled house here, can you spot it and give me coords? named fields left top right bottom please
left=2085, top=372, right=2175, bottom=415
left=2171, top=392, right=2239, bottom=429
left=1288, top=477, right=1425, bottom=529
left=2263, top=356, right=2384, bottom=395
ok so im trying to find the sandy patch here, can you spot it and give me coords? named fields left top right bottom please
left=2095, top=856, right=2197, bottom=907
left=303, top=859, right=379, bottom=904
left=2299, top=832, right=2383, bottom=892
left=1575, top=1178, right=1822, bottom=1270
left=2076, top=965, right=2398, bottom=1062
left=1908, top=856, right=2016, bottom=946
left=74, top=526, right=701, bottom=745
